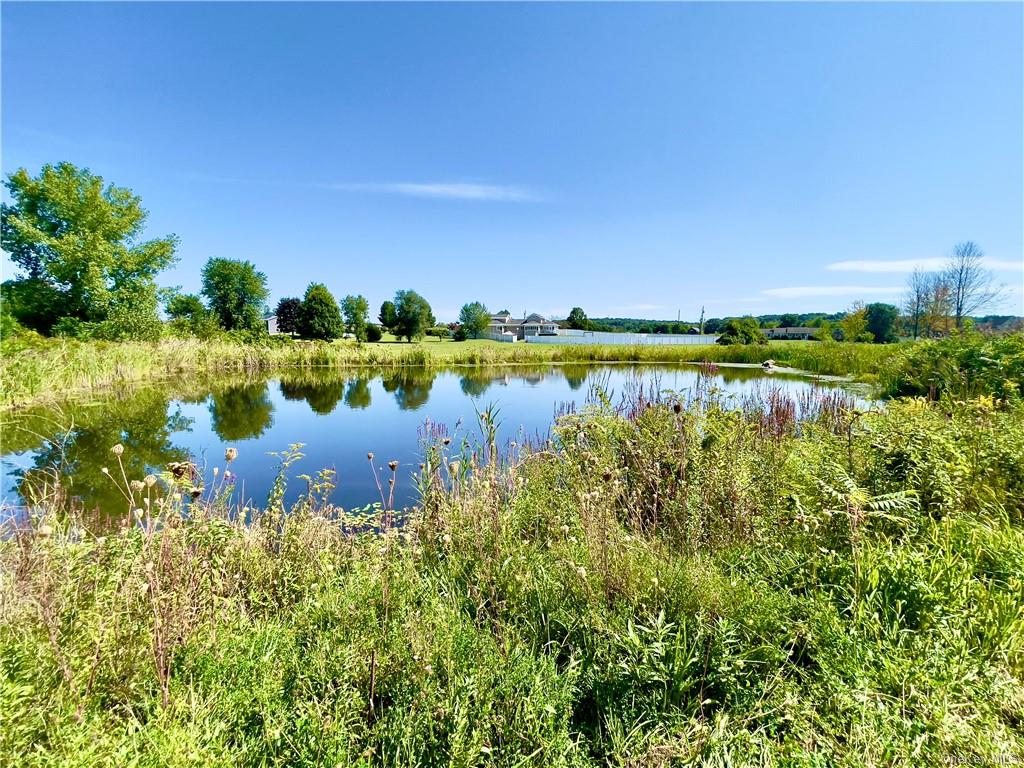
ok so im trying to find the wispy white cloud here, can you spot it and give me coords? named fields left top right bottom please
left=827, top=257, right=1023, bottom=273
left=182, top=172, right=542, bottom=202
left=762, top=285, right=902, bottom=299
left=317, top=181, right=542, bottom=202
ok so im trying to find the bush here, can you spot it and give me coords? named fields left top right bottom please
left=365, top=323, right=383, bottom=342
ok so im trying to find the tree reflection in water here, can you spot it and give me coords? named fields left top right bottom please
left=382, top=369, right=434, bottom=411
left=208, top=382, right=275, bottom=440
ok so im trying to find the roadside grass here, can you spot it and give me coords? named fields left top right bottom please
left=2, top=382, right=1022, bottom=766
left=1, top=331, right=900, bottom=409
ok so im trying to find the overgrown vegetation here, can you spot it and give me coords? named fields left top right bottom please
left=2, top=369, right=1022, bottom=766
left=0, top=332, right=902, bottom=410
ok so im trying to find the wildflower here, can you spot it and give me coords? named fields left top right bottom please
left=111, top=443, right=124, bottom=457
left=442, top=534, right=452, bottom=545
left=225, top=447, right=238, bottom=462
left=560, top=524, right=570, bottom=535
left=144, top=474, right=157, bottom=487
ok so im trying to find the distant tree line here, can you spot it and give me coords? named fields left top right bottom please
left=2, top=164, right=1012, bottom=346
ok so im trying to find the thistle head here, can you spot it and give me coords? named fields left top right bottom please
left=111, top=444, right=124, bottom=457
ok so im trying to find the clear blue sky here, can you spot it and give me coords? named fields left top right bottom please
left=3, top=2, right=1022, bottom=321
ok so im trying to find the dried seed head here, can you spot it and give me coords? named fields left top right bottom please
left=442, top=534, right=452, bottom=545
left=367, top=452, right=374, bottom=461
left=101, top=467, right=110, bottom=475
left=190, top=487, right=203, bottom=500
left=673, top=401, right=682, bottom=414
left=144, top=474, right=157, bottom=487
left=111, top=444, right=124, bottom=457
left=442, top=438, right=451, bottom=446
left=388, top=460, right=399, bottom=472
left=602, top=470, right=613, bottom=482
left=37, top=524, right=53, bottom=538
left=212, top=467, right=219, bottom=477
left=130, top=480, right=145, bottom=492
left=224, top=447, right=238, bottom=462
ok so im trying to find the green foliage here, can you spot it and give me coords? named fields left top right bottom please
left=880, top=332, right=1024, bottom=400
left=459, top=301, right=490, bottom=338
left=274, top=297, right=302, bottom=335
left=567, top=306, right=591, bottom=330
left=3, top=388, right=1022, bottom=766
left=341, top=294, right=370, bottom=342
left=716, top=316, right=766, bottom=345
left=297, top=283, right=343, bottom=341
left=864, top=302, right=899, bottom=343
left=365, top=323, right=383, bottom=343
left=200, top=257, right=269, bottom=331
left=1, top=162, right=177, bottom=336
left=166, top=292, right=220, bottom=340
left=838, top=301, right=874, bottom=342
left=378, top=300, right=398, bottom=333
left=393, top=289, right=434, bottom=342
left=453, top=326, right=469, bottom=342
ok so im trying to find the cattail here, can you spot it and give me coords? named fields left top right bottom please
left=111, top=444, right=124, bottom=457
left=225, top=447, right=238, bottom=462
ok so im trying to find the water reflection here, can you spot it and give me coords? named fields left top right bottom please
left=209, top=382, right=275, bottom=440
left=2, top=363, right=855, bottom=522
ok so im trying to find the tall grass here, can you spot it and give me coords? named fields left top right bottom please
left=2, top=383, right=1022, bottom=766
left=1, top=333, right=900, bottom=409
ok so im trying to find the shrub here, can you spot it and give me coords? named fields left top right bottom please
left=365, top=323, right=383, bottom=342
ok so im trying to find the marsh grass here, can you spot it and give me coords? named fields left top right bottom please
left=1, top=333, right=899, bottom=409
left=2, top=378, right=1022, bottom=766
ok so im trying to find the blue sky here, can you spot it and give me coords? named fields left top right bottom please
left=3, top=2, right=1022, bottom=322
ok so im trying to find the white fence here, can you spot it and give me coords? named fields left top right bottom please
left=482, top=331, right=519, bottom=343
left=526, top=330, right=719, bottom=346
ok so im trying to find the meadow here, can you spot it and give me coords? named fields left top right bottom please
left=1, top=359, right=1022, bottom=766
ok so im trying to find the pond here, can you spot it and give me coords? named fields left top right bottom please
left=1, top=363, right=862, bottom=525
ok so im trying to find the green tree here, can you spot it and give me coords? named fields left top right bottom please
left=567, top=307, right=590, bottom=330
left=166, top=292, right=219, bottom=339
left=378, top=301, right=398, bottom=334
left=366, top=323, right=383, bottom=342
left=274, top=297, right=302, bottom=335
left=458, top=302, right=490, bottom=339
left=209, top=382, right=274, bottom=440
left=1, top=162, right=178, bottom=335
left=716, top=317, right=766, bottom=345
left=779, top=313, right=800, bottom=328
left=297, top=283, right=344, bottom=340
left=839, top=302, right=873, bottom=342
left=864, top=302, right=899, bottom=343
left=393, top=290, right=434, bottom=342
left=200, top=258, right=268, bottom=331
left=341, top=294, right=370, bottom=342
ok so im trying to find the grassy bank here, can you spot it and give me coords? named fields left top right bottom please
left=2, top=384, right=1022, bottom=766
left=1, top=333, right=898, bottom=409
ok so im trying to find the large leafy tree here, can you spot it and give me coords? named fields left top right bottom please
left=838, top=302, right=873, bottom=343
left=458, top=301, right=490, bottom=339
left=274, top=297, right=302, bottom=335
left=864, top=302, right=899, bottom=343
left=716, top=317, right=766, bottom=345
left=567, top=307, right=591, bottom=330
left=200, top=258, right=269, bottom=331
left=341, top=294, right=370, bottom=342
left=378, top=301, right=398, bottom=334
left=1, top=162, right=178, bottom=333
left=165, top=292, right=219, bottom=339
left=393, top=289, right=434, bottom=342
left=298, top=283, right=343, bottom=340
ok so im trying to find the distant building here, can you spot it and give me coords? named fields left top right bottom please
left=264, top=315, right=279, bottom=335
left=764, top=326, right=816, bottom=340
left=487, top=312, right=559, bottom=340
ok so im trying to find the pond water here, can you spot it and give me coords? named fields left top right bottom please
left=1, top=363, right=859, bottom=523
